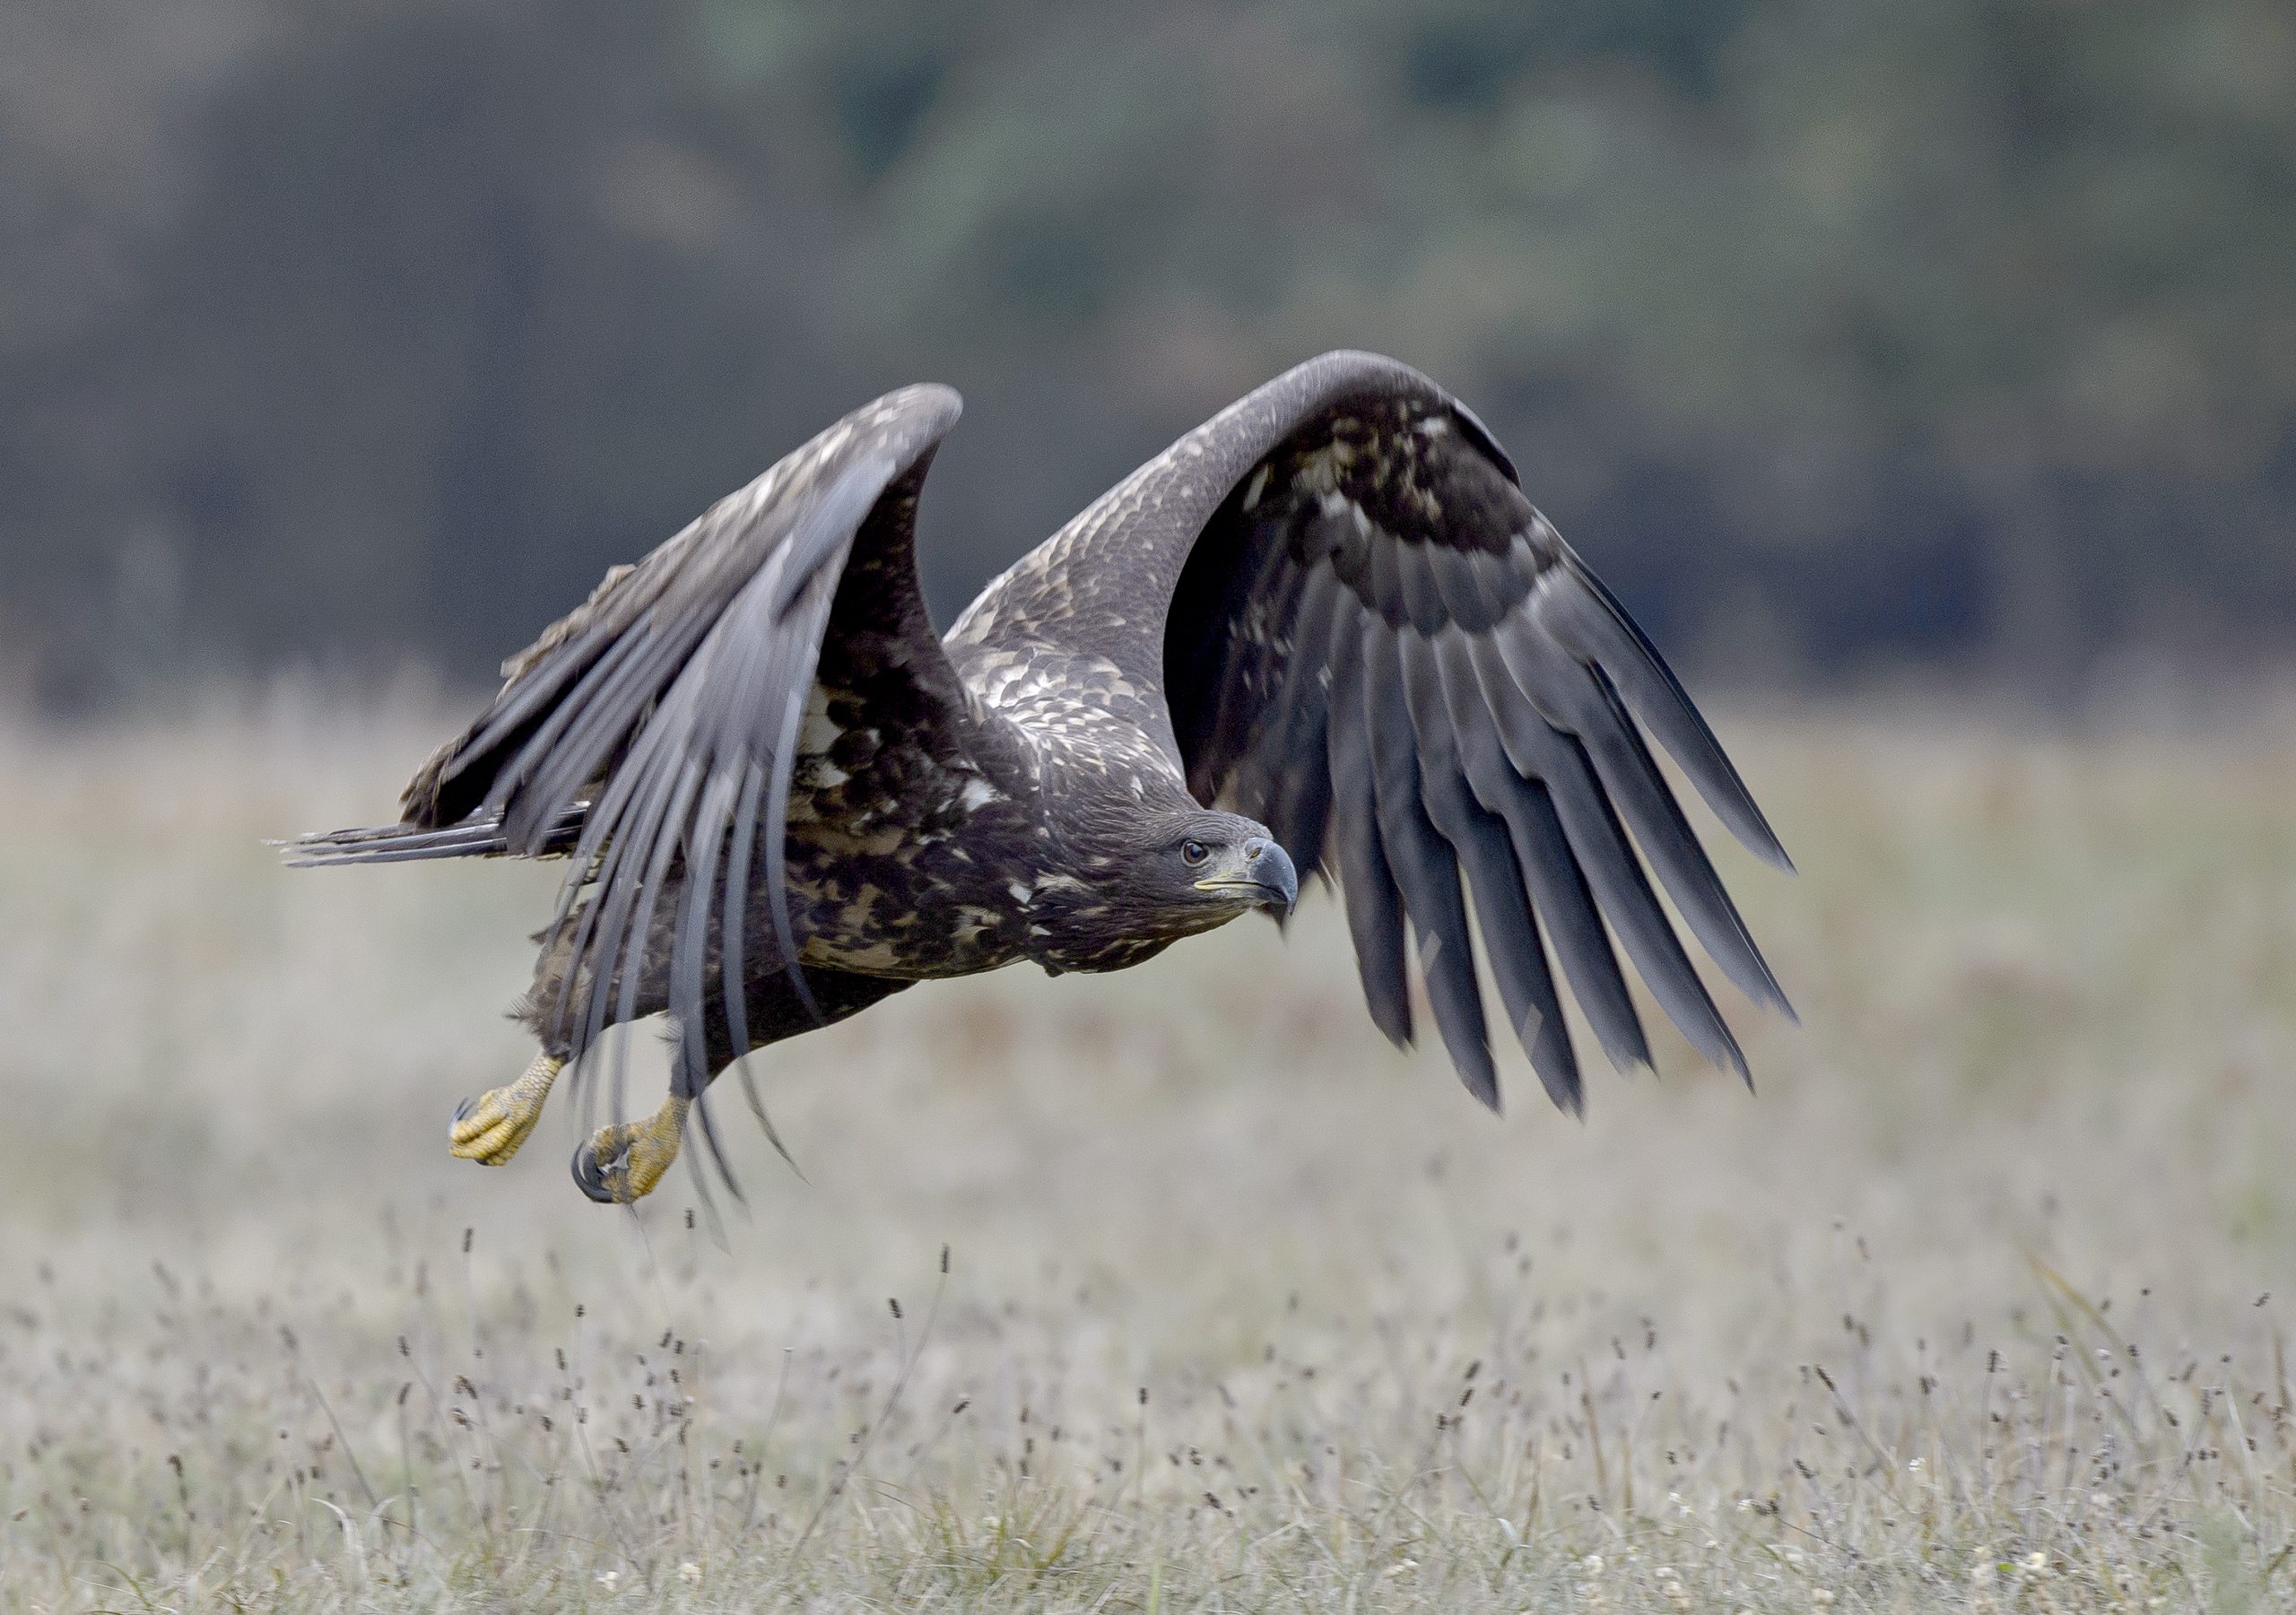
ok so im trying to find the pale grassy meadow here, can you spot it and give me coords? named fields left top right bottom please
left=3, top=693, right=2295, bottom=1611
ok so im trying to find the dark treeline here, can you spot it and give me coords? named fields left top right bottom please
left=4, top=0, right=2292, bottom=710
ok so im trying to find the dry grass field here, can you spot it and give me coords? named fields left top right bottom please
left=4, top=694, right=2296, bottom=1611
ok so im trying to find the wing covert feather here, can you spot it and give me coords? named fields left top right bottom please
left=961, top=351, right=1789, bottom=1111
left=357, top=387, right=968, bottom=1092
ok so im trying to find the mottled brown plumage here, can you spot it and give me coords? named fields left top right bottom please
left=291, top=351, right=1790, bottom=1202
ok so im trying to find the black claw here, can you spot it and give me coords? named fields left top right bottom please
left=454, top=1095, right=477, bottom=1124
left=571, top=1139, right=617, bottom=1204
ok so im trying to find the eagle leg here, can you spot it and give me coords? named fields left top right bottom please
left=448, top=1052, right=562, bottom=1167
left=571, top=1093, right=689, bottom=1204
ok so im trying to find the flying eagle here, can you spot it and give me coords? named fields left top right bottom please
left=291, top=352, right=1792, bottom=1204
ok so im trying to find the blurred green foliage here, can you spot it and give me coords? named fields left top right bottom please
left=4, top=0, right=2292, bottom=708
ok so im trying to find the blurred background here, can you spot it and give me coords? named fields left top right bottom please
left=6, top=7, right=2296, bottom=1604
left=4, top=0, right=2292, bottom=715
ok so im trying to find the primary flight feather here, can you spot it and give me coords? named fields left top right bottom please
left=289, top=351, right=1792, bottom=1204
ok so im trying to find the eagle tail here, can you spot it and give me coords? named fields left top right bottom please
left=279, top=803, right=587, bottom=867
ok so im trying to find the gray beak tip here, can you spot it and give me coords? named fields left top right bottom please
left=1252, top=839, right=1300, bottom=916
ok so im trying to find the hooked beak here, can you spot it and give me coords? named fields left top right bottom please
left=1195, top=837, right=1299, bottom=916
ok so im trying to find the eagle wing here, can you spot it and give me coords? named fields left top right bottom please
left=953, top=352, right=1790, bottom=1113
left=292, top=385, right=971, bottom=1090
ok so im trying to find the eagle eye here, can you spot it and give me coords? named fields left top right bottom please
left=1180, top=838, right=1210, bottom=866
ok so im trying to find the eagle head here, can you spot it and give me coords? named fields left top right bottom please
left=1031, top=804, right=1300, bottom=973
left=1160, top=809, right=1300, bottom=922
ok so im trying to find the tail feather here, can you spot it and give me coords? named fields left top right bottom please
left=281, top=803, right=588, bottom=866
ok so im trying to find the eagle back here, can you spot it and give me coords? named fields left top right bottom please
left=943, top=351, right=1509, bottom=784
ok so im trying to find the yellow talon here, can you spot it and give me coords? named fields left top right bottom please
left=450, top=1054, right=562, bottom=1166
left=573, top=1094, right=688, bottom=1204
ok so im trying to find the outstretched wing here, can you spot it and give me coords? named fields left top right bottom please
left=954, top=351, right=1790, bottom=1113
left=293, top=385, right=970, bottom=1094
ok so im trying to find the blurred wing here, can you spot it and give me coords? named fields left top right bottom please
left=959, top=352, right=1789, bottom=1112
left=296, top=385, right=968, bottom=1087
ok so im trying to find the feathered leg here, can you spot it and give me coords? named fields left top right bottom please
left=564, top=959, right=913, bottom=1205
left=462, top=883, right=912, bottom=1203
